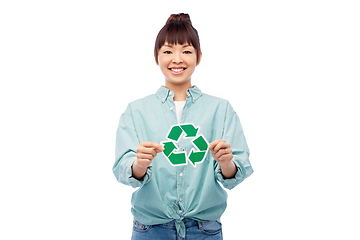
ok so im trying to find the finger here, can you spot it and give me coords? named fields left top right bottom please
left=216, top=147, right=233, bottom=158
left=140, top=142, right=164, bottom=152
left=208, top=139, right=223, bottom=150
left=214, top=141, right=230, bottom=153
left=140, top=142, right=161, bottom=148
left=218, top=153, right=233, bottom=162
left=213, top=141, right=225, bottom=153
left=138, top=147, right=157, bottom=157
left=137, top=153, right=154, bottom=161
left=136, top=158, right=152, bottom=168
left=155, top=146, right=165, bottom=153
left=215, top=148, right=228, bottom=159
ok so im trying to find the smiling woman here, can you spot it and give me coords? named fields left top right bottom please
left=154, top=13, right=201, bottom=65
left=113, top=13, right=253, bottom=240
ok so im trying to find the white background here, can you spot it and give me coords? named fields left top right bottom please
left=1, top=0, right=359, bottom=239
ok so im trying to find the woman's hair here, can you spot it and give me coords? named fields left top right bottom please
left=154, top=13, right=201, bottom=64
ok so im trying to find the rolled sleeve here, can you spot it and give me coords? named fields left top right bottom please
left=215, top=153, right=253, bottom=190
left=215, top=102, right=254, bottom=190
left=123, top=157, right=153, bottom=188
left=112, top=104, right=152, bottom=188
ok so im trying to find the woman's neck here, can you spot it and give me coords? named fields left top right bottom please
left=165, top=81, right=192, bottom=101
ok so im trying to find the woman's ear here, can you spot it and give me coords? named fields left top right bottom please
left=196, top=52, right=202, bottom=66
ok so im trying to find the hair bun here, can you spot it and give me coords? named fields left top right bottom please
left=166, top=13, right=192, bottom=25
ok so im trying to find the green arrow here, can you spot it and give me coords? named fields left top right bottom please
left=162, top=141, right=177, bottom=157
left=180, top=124, right=198, bottom=137
left=168, top=152, right=187, bottom=165
left=167, top=125, right=183, bottom=141
left=192, top=135, right=208, bottom=151
left=188, top=149, right=206, bottom=166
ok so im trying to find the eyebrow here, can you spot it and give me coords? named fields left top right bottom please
left=163, top=44, right=193, bottom=48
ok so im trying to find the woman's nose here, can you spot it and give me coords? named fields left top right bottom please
left=172, top=53, right=183, bottom=64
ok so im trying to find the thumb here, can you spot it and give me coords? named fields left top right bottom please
left=155, top=145, right=165, bottom=153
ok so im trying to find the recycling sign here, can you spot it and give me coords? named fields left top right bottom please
left=161, top=123, right=209, bottom=167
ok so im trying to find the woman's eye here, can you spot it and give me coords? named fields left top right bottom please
left=183, top=51, right=192, bottom=54
left=164, top=51, right=172, bottom=54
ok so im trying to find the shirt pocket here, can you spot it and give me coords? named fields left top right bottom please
left=198, top=221, right=222, bottom=235
left=198, top=123, right=220, bottom=143
left=133, top=221, right=152, bottom=233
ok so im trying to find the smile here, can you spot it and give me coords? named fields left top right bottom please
left=169, top=68, right=187, bottom=75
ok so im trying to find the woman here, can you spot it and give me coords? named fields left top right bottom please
left=113, top=13, right=254, bottom=240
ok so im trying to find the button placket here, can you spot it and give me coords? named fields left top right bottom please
left=177, top=163, right=185, bottom=210
left=180, top=99, right=190, bottom=124
left=165, top=97, right=177, bottom=124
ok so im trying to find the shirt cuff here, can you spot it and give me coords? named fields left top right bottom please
left=215, top=160, right=248, bottom=190
left=126, top=160, right=153, bottom=188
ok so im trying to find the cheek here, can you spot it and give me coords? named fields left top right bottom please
left=159, top=57, right=170, bottom=67
left=160, top=63, right=169, bottom=71
left=188, top=61, right=197, bottom=69
left=187, top=56, right=197, bottom=67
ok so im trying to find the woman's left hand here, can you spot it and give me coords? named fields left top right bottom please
left=209, top=139, right=237, bottom=178
left=208, top=139, right=233, bottom=167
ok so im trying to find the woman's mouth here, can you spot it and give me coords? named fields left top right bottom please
left=169, top=67, right=186, bottom=75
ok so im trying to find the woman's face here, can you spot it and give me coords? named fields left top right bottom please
left=157, top=42, right=200, bottom=87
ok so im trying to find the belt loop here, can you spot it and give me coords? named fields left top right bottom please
left=198, top=220, right=203, bottom=230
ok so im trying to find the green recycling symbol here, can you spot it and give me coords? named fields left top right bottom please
left=161, top=123, right=209, bottom=167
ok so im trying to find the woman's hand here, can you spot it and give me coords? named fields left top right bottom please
left=132, top=142, right=164, bottom=180
left=136, top=142, right=164, bottom=168
left=209, top=139, right=237, bottom=178
left=208, top=139, right=233, bottom=165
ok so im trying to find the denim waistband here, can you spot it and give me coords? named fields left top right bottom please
left=159, top=218, right=199, bottom=228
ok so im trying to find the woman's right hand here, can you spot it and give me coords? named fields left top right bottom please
left=132, top=142, right=164, bottom=180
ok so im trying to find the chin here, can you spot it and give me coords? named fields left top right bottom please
left=167, top=79, right=191, bottom=85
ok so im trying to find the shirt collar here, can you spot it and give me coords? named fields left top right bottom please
left=156, top=85, right=203, bottom=103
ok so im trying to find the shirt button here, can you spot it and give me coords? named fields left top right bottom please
left=169, top=92, right=172, bottom=95
left=179, top=173, right=183, bottom=177
left=162, top=98, right=165, bottom=102
left=179, top=197, right=183, bottom=202
left=170, top=107, right=173, bottom=111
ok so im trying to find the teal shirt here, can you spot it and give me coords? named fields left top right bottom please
left=113, top=86, right=253, bottom=238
